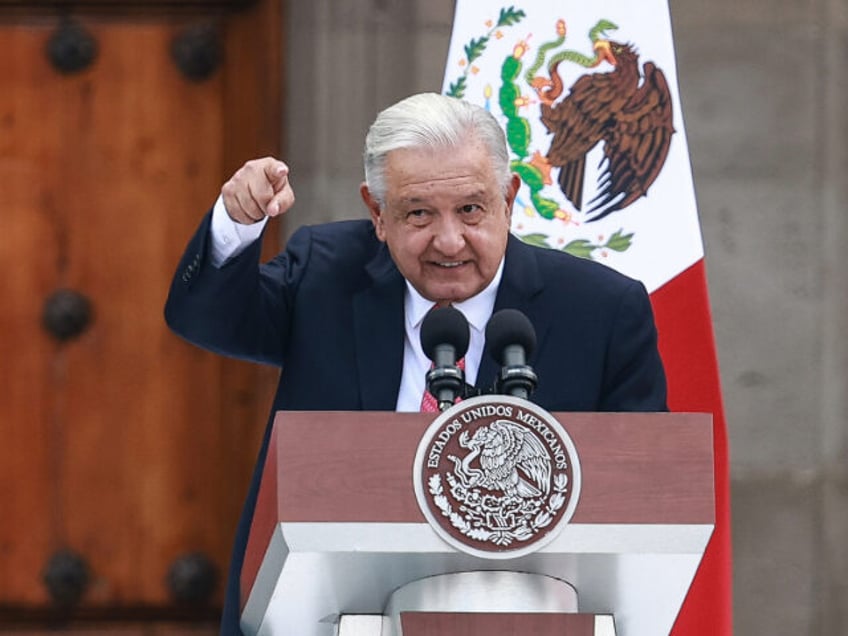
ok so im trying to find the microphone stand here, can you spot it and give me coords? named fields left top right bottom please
left=425, top=359, right=465, bottom=412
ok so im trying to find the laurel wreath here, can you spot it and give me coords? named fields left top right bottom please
left=428, top=473, right=569, bottom=547
left=519, top=229, right=634, bottom=258
left=445, top=6, right=526, bottom=100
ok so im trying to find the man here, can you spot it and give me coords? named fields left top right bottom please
left=165, top=93, right=666, bottom=634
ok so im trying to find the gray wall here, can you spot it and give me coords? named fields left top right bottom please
left=282, top=0, right=848, bottom=632
left=674, top=1, right=848, bottom=632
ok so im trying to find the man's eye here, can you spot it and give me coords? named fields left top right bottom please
left=459, top=204, right=483, bottom=217
left=406, top=209, right=430, bottom=225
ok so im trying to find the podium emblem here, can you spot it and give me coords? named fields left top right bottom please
left=413, top=395, right=581, bottom=558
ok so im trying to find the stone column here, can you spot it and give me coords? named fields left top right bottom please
left=283, top=0, right=455, bottom=230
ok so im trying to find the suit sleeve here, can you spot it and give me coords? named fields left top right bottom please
left=599, top=280, right=668, bottom=411
left=164, top=210, right=312, bottom=366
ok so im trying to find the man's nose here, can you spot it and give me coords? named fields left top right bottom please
left=432, top=214, right=466, bottom=255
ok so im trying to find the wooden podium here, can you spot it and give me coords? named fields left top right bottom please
left=239, top=410, right=714, bottom=636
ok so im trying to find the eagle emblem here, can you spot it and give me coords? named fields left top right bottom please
left=534, top=38, right=675, bottom=221
left=414, top=396, right=581, bottom=558
left=444, top=10, right=679, bottom=261
left=450, top=419, right=552, bottom=498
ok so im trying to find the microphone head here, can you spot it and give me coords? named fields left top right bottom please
left=420, top=306, right=470, bottom=362
left=485, top=308, right=537, bottom=365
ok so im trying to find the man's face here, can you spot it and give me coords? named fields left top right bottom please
left=361, top=140, right=520, bottom=305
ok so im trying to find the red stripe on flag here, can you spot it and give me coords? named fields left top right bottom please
left=650, top=259, right=733, bottom=635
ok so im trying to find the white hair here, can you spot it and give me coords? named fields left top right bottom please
left=363, top=93, right=512, bottom=204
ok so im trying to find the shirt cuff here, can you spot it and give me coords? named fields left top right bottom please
left=209, top=195, right=268, bottom=267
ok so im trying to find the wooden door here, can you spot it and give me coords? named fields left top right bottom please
left=0, top=0, right=282, bottom=628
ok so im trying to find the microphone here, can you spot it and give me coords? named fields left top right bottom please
left=485, top=308, right=538, bottom=400
left=420, top=306, right=470, bottom=411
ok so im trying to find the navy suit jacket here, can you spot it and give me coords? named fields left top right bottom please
left=165, top=213, right=667, bottom=634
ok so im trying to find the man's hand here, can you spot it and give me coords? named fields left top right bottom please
left=221, top=157, right=295, bottom=224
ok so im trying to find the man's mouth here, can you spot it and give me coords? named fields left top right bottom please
left=435, top=261, right=465, bottom=268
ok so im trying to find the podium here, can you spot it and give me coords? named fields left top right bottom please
left=239, top=407, right=714, bottom=636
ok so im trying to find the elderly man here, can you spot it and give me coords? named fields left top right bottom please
left=165, top=92, right=666, bottom=634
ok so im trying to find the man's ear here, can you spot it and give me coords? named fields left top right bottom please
left=360, top=182, right=386, bottom=241
left=504, top=172, right=521, bottom=220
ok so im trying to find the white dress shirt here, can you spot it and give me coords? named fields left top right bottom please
left=394, top=265, right=502, bottom=411
left=208, top=198, right=502, bottom=411
left=209, top=195, right=268, bottom=267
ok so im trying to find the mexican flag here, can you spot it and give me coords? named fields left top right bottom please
left=442, top=1, right=732, bottom=634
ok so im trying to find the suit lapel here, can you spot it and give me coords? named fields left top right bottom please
left=353, top=244, right=406, bottom=410
left=477, top=235, right=552, bottom=391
